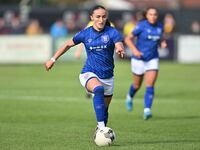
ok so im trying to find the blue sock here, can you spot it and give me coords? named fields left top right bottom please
left=128, top=84, right=137, bottom=98
left=144, top=87, right=154, bottom=108
left=104, top=106, right=109, bottom=126
left=93, top=86, right=105, bottom=122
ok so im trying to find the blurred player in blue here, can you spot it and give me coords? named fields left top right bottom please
left=45, top=5, right=124, bottom=129
left=125, top=7, right=167, bottom=120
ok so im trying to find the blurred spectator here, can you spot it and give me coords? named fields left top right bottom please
left=0, top=17, right=10, bottom=34
left=50, top=19, right=68, bottom=38
left=161, top=13, right=176, bottom=61
left=26, top=19, right=43, bottom=35
left=63, top=11, right=76, bottom=33
left=76, top=11, right=89, bottom=30
left=135, top=11, right=145, bottom=22
left=1, top=12, right=25, bottom=34
left=190, top=21, right=200, bottom=34
left=10, top=16, right=25, bottom=34
left=0, top=10, right=14, bottom=34
left=3, top=10, right=14, bottom=26
left=123, top=14, right=137, bottom=37
left=163, top=13, right=176, bottom=35
left=123, top=11, right=144, bottom=37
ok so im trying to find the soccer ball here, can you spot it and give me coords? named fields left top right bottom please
left=94, top=127, right=116, bottom=146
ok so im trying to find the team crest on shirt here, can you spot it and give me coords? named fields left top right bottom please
left=147, top=29, right=151, bottom=33
left=101, top=35, right=109, bottom=43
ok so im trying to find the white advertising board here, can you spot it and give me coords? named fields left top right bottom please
left=0, top=35, right=52, bottom=63
left=178, top=35, right=200, bottom=63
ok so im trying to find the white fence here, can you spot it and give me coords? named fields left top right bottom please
left=0, top=34, right=199, bottom=64
left=177, top=35, right=200, bottom=63
left=0, top=35, right=52, bottom=64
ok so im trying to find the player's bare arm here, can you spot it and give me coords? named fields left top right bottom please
left=45, top=39, right=75, bottom=71
left=125, top=33, right=143, bottom=58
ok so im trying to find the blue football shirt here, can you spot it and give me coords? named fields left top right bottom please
left=73, top=26, right=123, bottom=79
left=132, top=19, right=164, bottom=61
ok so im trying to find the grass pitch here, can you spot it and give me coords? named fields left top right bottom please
left=0, top=61, right=200, bottom=150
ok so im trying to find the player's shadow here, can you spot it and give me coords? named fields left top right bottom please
left=113, top=139, right=200, bottom=148
left=155, top=115, right=200, bottom=121
left=125, top=139, right=200, bottom=145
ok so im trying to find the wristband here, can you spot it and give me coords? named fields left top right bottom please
left=51, top=57, right=56, bottom=63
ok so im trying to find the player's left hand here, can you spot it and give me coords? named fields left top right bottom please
left=115, top=42, right=125, bottom=58
left=116, top=48, right=125, bottom=58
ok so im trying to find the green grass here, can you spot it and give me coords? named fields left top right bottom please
left=0, top=61, right=200, bottom=150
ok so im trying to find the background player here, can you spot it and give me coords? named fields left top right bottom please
left=125, top=7, right=167, bottom=120
left=45, top=5, right=124, bottom=129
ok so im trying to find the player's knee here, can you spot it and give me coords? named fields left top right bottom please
left=93, top=86, right=104, bottom=95
left=134, top=84, right=141, bottom=91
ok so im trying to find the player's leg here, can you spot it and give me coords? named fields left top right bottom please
left=143, top=58, right=159, bottom=120
left=98, top=77, right=114, bottom=126
left=126, top=58, right=144, bottom=111
left=126, top=74, right=143, bottom=111
left=86, top=90, right=93, bottom=99
left=103, top=96, right=112, bottom=126
left=79, top=72, right=106, bottom=129
left=86, top=77, right=106, bottom=128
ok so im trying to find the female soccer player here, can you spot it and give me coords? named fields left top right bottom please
left=125, top=7, right=167, bottom=120
left=74, top=20, right=115, bottom=99
left=45, top=5, right=124, bottom=129
left=74, top=20, right=115, bottom=59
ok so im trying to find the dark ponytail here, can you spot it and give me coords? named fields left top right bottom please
left=105, top=19, right=111, bottom=26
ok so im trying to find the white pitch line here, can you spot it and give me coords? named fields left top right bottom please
left=0, top=95, right=196, bottom=104
left=0, top=95, right=140, bottom=103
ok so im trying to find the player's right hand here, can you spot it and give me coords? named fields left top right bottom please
left=45, top=59, right=54, bottom=71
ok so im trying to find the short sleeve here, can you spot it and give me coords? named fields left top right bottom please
left=112, top=29, right=123, bottom=43
left=132, top=22, right=143, bottom=36
left=73, top=30, right=85, bottom=45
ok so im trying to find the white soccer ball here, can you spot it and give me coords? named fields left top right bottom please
left=94, top=127, right=116, bottom=146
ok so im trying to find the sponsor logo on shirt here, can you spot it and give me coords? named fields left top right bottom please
left=147, top=35, right=161, bottom=41
left=89, top=45, right=107, bottom=51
